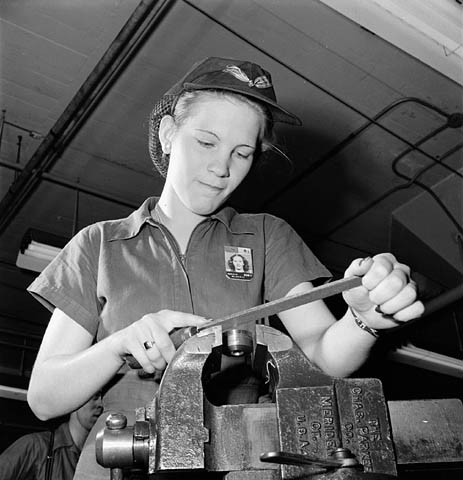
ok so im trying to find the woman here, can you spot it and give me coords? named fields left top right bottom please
left=228, top=254, right=248, bottom=273
left=27, top=57, right=423, bottom=478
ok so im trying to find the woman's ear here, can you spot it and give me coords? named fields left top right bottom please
left=158, top=115, right=176, bottom=154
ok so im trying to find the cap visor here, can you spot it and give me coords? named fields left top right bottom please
left=183, top=82, right=302, bottom=126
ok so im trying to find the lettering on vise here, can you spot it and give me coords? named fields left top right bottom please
left=296, top=414, right=311, bottom=453
left=351, top=386, right=365, bottom=424
left=320, top=396, right=337, bottom=454
left=294, top=394, right=337, bottom=457
left=344, top=386, right=383, bottom=471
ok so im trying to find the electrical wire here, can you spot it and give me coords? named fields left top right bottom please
left=323, top=142, right=463, bottom=238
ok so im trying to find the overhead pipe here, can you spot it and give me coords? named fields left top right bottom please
left=259, top=97, right=462, bottom=211
left=322, top=139, right=463, bottom=239
left=422, top=284, right=463, bottom=317
left=0, top=0, right=175, bottom=234
left=294, top=141, right=463, bottom=245
left=383, top=283, right=463, bottom=337
left=388, top=284, right=463, bottom=378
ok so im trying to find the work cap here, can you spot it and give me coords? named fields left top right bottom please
left=149, top=56, right=301, bottom=176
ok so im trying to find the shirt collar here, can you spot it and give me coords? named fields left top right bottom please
left=53, top=422, right=78, bottom=451
left=107, top=197, right=254, bottom=241
left=107, top=197, right=158, bottom=241
left=210, top=206, right=254, bottom=234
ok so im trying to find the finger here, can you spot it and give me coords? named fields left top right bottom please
left=362, top=255, right=395, bottom=290
left=144, top=342, right=167, bottom=371
left=368, top=268, right=409, bottom=306
left=387, top=300, right=425, bottom=323
left=388, top=260, right=411, bottom=279
left=147, top=322, right=177, bottom=364
left=123, top=316, right=170, bottom=370
left=140, top=314, right=176, bottom=363
left=376, top=281, right=418, bottom=314
left=129, top=341, right=156, bottom=374
left=140, top=311, right=210, bottom=365
left=145, top=311, right=205, bottom=362
left=157, top=310, right=210, bottom=332
left=373, top=252, right=398, bottom=265
left=372, top=254, right=412, bottom=283
left=344, top=257, right=374, bottom=279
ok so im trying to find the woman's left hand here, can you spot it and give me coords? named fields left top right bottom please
left=342, top=253, right=425, bottom=330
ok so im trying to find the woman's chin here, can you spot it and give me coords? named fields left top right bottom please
left=188, top=196, right=228, bottom=216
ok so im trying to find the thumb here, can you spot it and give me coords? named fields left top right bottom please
left=344, top=257, right=374, bottom=279
left=342, top=257, right=375, bottom=313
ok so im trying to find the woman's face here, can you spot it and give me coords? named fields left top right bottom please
left=162, top=96, right=263, bottom=216
left=232, top=255, right=244, bottom=271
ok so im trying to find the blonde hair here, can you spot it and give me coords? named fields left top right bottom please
left=172, top=90, right=277, bottom=157
left=149, top=89, right=291, bottom=176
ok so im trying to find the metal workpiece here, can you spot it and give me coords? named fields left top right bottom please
left=222, top=329, right=254, bottom=357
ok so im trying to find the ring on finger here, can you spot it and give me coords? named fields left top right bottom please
left=143, top=341, right=155, bottom=350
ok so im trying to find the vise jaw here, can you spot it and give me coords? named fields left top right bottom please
left=96, top=324, right=463, bottom=479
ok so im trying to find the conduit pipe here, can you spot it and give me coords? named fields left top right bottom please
left=0, top=0, right=175, bottom=234
left=387, top=283, right=463, bottom=377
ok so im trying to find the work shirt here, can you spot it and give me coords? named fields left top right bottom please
left=28, top=196, right=331, bottom=480
left=29, top=197, right=330, bottom=342
left=0, top=422, right=80, bottom=480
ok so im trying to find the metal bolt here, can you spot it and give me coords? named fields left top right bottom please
left=223, top=329, right=253, bottom=357
left=105, top=413, right=127, bottom=430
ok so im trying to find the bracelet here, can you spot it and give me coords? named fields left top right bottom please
left=350, top=307, right=380, bottom=338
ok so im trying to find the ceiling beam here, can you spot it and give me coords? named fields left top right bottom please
left=0, top=0, right=175, bottom=234
left=0, top=159, right=138, bottom=209
left=319, top=0, right=463, bottom=86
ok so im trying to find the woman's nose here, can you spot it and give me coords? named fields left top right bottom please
left=208, top=152, right=230, bottom=177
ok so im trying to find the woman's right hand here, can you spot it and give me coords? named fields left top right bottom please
left=109, top=310, right=209, bottom=373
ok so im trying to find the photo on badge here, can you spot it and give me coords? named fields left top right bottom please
left=224, top=246, right=253, bottom=280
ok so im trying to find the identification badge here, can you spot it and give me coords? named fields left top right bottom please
left=224, top=246, right=253, bottom=280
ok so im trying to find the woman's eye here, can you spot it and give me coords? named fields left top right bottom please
left=197, top=139, right=214, bottom=148
left=236, top=151, right=252, bottom=160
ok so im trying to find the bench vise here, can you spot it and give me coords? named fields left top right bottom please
left=96, top=325, right=463, bottom=479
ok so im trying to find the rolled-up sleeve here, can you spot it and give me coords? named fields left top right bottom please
left=27, top=226, right=101, bottom=336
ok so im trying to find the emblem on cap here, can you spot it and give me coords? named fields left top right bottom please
left=223, top=65, right=271, bottom=89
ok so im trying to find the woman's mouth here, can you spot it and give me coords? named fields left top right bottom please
left=198, top=181, right=225, bottom=193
